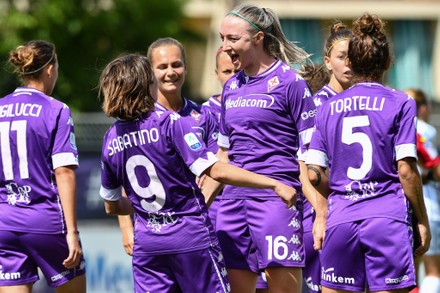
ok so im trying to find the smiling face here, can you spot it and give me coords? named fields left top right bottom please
left=150, top=44, right=186, bottom=99
left=324, top=39, right=352, bottom=90
left=219, top=15, right=258, bottom=73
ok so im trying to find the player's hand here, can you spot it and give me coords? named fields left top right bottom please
left=63, top=231, right=82, bottom=269
left=313, top=216, right=326, bottom=250
left=414, top=221, right=431, bottom=256
left=121, top=225, right=134, bottom=256
left=274, top=182, right=297, bottom=208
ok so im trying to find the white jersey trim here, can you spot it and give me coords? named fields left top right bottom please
left=297, top=148, right=307, bottom=162
left=52, top=152, right=79, bottom=169
left=395, top=143, right=417, bottom=161
left=299, top=127, right=315, bottom=146
left=217, top=133, right=230, bottom=149
left=189, top=151, right=219, bottom=177
left=100, top=186, right=122, bottom=201
left=305, top=149, right=329, bottom=168
left=205, top=96, right=222, bottom=107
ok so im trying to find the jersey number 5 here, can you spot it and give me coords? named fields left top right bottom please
left=341, top=115, right=372, bottom=180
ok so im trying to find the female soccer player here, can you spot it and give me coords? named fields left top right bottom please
left=0, top=40, right=86, bottom=292
left=302, top=21, right=352, bottom=293
left=117, top=37, right=220, bottom=255
left=306, top=13, right=431, bottom=292
left=214, top=3, right=316, bottom=292
left=99, top=53, right=297, bottom=293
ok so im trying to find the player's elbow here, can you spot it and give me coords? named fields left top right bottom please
left=204, top=162, right=228, bottom=182
left=104, top=200, right=120, bottom=215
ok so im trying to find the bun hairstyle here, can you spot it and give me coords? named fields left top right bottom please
left=324, top=21, right=352, bottom=57
left=348, top=13, right=391, bottom=81
left=8, top=40, right=56, bottom=78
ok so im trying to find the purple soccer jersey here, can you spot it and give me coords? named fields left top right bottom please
left=100, top=110, right=220, bottom=255
left=307, top=82, right=417, bottom=228
left=156, top=98, right=219, bottom=154
left=218, top=60, right=316, bottom=199
left=202, top=94, right=222, bottom=123
left=0, top=87, right=78, bottom=234
left=303, top=84, right=338, bottom=233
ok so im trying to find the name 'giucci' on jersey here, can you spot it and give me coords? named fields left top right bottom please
left=0, top=103, right=43, bottom=118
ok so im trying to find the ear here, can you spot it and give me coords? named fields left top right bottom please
left=324, top=55, right=332, bottom=71
left=45, top=64, right=53, bottom=77
left=254, top=31, right=264, bottom=45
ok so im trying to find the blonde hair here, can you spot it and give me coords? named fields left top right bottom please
left=8, top=40, right=56, bottom=79
left=228, top=4, right=310, bottom=66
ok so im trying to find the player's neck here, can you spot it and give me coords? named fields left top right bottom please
left=157, top=93, right=184, bottom=112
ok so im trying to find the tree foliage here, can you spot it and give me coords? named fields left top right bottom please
left=0, top=0, right=201, bottom=112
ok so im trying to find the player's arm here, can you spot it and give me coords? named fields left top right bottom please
left=306, top=163, right=330, bottom=251
left=398, top=157, right=431, bottom=256
left=199, top=147, right=227, bottom=206
left=117, top=189, right=134, bottom=255
left=55, top=165, right=82, bottom=269
left=104, top=196, right=134, bottom=215
left=202, top=158, right=297, bottom=208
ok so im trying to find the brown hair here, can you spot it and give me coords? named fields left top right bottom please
left=298, top=63, right=330, bottom=95
left=324, top=21, right=352, bottom=56
left=99, top=54, right=156, bottom=120
left=405, top=88, right=428, bottom=110
left=146, top=37, right=187, bottom=66
left=8, top=40, right=56, bottom=79
left=348, top=13, right=391, bottom=82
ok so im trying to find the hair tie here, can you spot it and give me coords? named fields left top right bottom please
left=326, top=38, right=351, bottom=56
left=228, top=11, right=261, bottom=31
left=21, top=53, right=55, bottom=75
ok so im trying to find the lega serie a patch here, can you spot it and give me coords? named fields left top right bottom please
left=184, top=133, right=202, bottom=150
left=70, top=132, right=77, bottom=150
left=268, top=76, right=280, bottom=92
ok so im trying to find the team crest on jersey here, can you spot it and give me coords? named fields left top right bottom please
left=190, top=109, right=201, bottom=124
left=184, top=133, right=202, bottom=150
left=268, top=76, right=280, bottom=92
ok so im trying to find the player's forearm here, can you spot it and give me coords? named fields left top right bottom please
left=299, top=161, right=318, bottom=209
left=206, top=161, right=279, bottom=190
left=398, top=158, right=429, bottom=223
left=199, top=176, right=224, bottom=207
left=118, top=214, right=133, bottom=229
left=306, top=164, right=329, bottom=218
left=55, top=166, right=79, bottom=233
